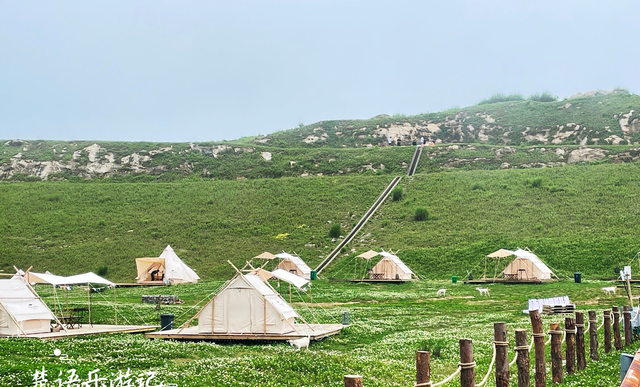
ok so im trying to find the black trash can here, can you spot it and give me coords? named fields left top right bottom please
left=341, top=311, right=350, bottom=325
left=574, top=272, right=582, bottom=283
left=160, top=314, right=174, bottom=331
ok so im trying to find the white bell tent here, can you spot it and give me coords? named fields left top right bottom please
left=369, top=251, right=416, bottom=280
left=135, top=245, right=200, bottom=284
left=0, top=278, right=56, bottom=336
left=197, top=273, right=300, bottom=334
left=501, top=249, right=556, bottom=281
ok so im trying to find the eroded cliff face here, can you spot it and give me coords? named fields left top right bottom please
left=0, top=142, right=255, bottom=180
left=4, top=139, right=640, bottom=181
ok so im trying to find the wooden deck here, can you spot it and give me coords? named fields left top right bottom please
left=145, top=323, right=344, bottom=342
left=463, top=278, right=554, bottom=285
left=116, top=282, right=166, bottom=287
left=1, top=325, right=158, bottom=340
left=347, top=279, right=414, bottom=284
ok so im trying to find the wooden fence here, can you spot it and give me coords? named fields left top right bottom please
left=344, top=307, right=637, bottom=387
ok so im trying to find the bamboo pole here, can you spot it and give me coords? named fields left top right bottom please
left=494, top=322, right=509, bottom=387
left=459, top=338, right=475, bottom=387
left=515, top=329, right=530, bottom=387
left=529, top=310, right=546, bottom=387
left=624, top=306, right=632, bottom=346
left=588, top=310, right=598, bottom=361
left=416, top=351, right=430, bottom=387
left=604, top=310, right=611, bottom=353
left=550, top=323, right=563, bottom=384
left=565, top=317, right=576, bottom=375
left=613, top=306, right=622, bottom=350
left=576, top=311, right=586, bottom=371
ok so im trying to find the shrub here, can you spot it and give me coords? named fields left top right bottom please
left=329, top=223, right=341, bottom=238
left=478, top=93, right=524, bottom=105
left=528, top=91, right=558, bottom=102
left=391, top=186, right=403, bottom=201
left=414, top=207, right=429, bottom=221
left=97, top=266, right=108, bottom=276
left=530, top=178, right=543, bottom=188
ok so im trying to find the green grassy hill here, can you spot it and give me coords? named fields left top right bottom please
left=261, top=91, right=640, bottom=147
left=3, top=162, right=640, bottom=281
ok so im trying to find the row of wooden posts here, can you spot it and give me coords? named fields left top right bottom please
left=343, top=306, right=636, bottom=387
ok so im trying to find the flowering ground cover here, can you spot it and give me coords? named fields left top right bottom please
left=0, top=279, right=632, bottom=386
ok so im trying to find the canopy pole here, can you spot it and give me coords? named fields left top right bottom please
left=87, top=283, right=92, bottom=327
left=113, top=286, right=117, bottom=325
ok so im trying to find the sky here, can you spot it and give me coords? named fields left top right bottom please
left=1, top=1, right=639, bottom=142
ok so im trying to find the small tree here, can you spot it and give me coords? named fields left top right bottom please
left=414, top=207, right=429, bottom=221
left=391, top=186, right=403, bottom=201
left=329, top=223, right=341, bottom=238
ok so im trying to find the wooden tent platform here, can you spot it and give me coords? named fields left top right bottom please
left=1, top=325, right=157, bottom=340
left=116, top=282, right=166, bottom=287
left=348, top=279, right=414, bottom=284
left=463, top=278, right=554, bottom=285
left=145, top=323, right=344, bottom=342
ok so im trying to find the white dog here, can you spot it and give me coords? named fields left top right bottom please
left=476, top=287, right=490, bottom=297
left=436, top=289, right=447, bottom=297
left=288, top=336, right=310, bottom=350
left=602, top=286, right=617, bottom=295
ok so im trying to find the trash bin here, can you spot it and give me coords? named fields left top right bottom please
left=310, top=270, right=317, bottom=280
left=341, top=312, right=350, bottom=325
left=621, top=353, right=635, bottom=382
left=574, top=272, right=582, bottom=283
left=451, top=275, right=458, bottom=284
left=160, top=314, right=174, bottom=331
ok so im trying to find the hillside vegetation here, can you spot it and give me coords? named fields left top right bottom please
left=2, top=92, right=640, bottom=182
left=3, top=162, right=640, bottom=281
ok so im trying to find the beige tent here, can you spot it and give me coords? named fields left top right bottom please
left=274, top=252, right=311, bottom=280
left=135, top=245, right=200, bottom=284
left=197, top=273, right=299, bottom=334
left=370, top=251, right=416, bottom=280
left=0, top=278, right=56, bottom=336
left=501, top=249, right=555, bottom=280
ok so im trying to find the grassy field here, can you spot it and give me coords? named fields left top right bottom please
left=0, top=279, right=634, bottom=386
left=3, top=162, right=640, bottom=282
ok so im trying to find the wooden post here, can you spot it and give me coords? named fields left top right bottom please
left=529, top=310, right=545, bottom=387
left=613, top=306, right=622, bottom=350
left=565, top=317, right=576, bottom=375
left=588, top=310, right=598, bottom=361
left=550, top=323, right=563, bottom=384
left=460, top=338, right=476, bottom=387
left=515, top=329, right=530, bottom=387
left=604, top=310, right=611, bottom=353
left=416, top=351, right=430, bottom=387
left=344, top=375, right=362, bottom=387
left=575, top=311, right=586, bottom=371
left=624, top=306, right=632, bottom=346
left=494, top=322, right=509, bottom=387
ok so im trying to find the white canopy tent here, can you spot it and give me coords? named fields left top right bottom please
left=25, top=271, right=114, bottom=287
left=197, top=273, right=300, bottom=334
left=274, top=252, right=311, bottom=280
left=18, top=270, right=117, bottom=326
left=135, top=245, right=200, bottom=284
left=0, top=278, right=57, bottom=336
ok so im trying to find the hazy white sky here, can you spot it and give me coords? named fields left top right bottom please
left=1, top=1, right=638, bottom=142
